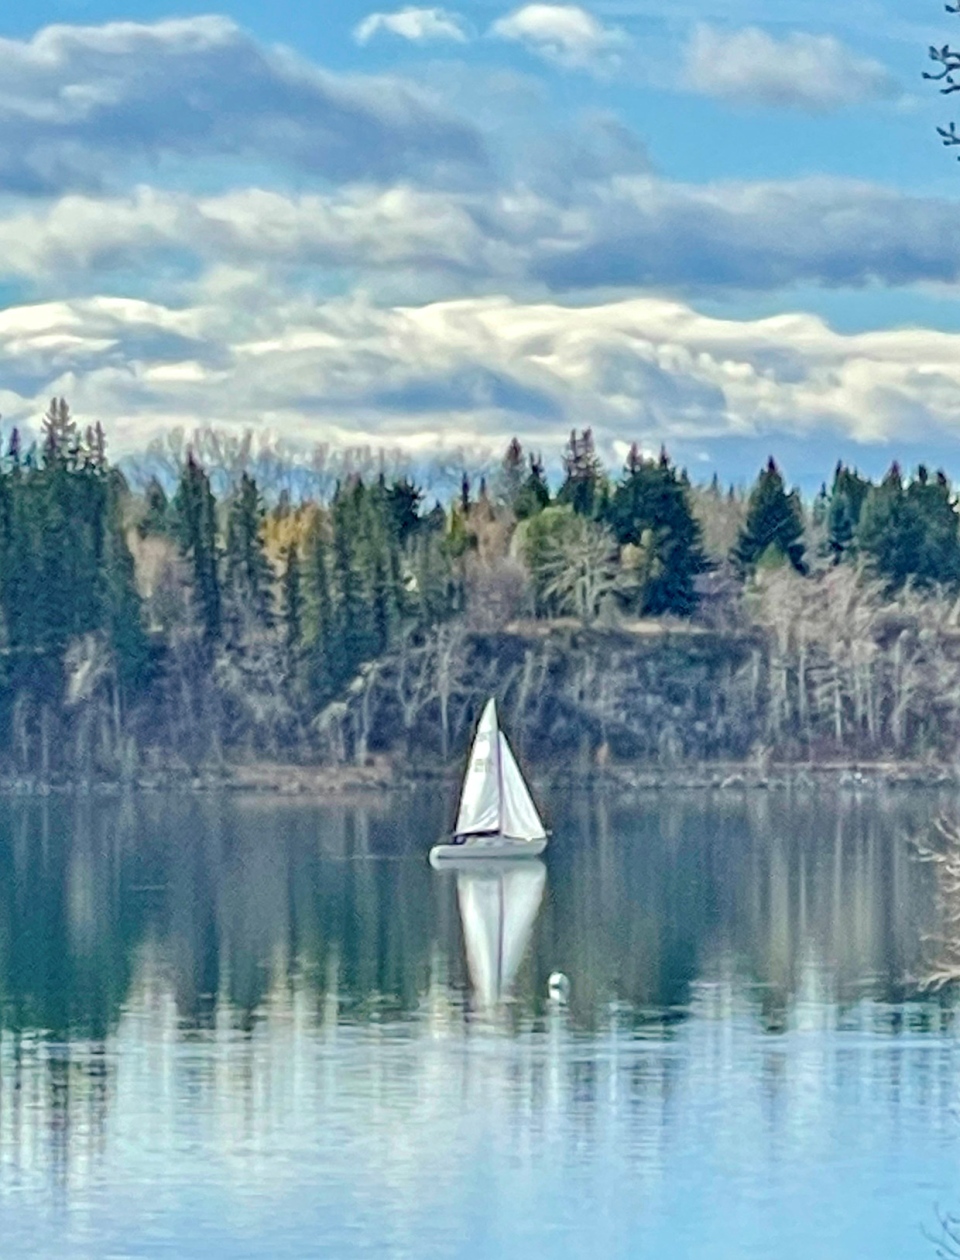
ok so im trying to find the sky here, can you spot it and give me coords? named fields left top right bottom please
left=0, top=0, right=958, bottom=488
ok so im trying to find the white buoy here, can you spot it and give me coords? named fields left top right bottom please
left=547, top=971, right=570, bottom=1004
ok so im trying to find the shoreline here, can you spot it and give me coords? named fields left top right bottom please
left=1, top=758, right=959, bottom=797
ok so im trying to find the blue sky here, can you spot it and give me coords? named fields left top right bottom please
left=0, top=0, right=958, bottom=487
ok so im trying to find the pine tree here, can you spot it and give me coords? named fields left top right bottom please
left=734, top=458, right=806, bottom=573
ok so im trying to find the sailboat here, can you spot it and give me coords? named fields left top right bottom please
left=456, top=862, right=547, bottom=1007
left=429, top=697, right=548, bottom=865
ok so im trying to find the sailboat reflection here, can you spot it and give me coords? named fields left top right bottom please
left=455, top=861, right=547, bottom=1008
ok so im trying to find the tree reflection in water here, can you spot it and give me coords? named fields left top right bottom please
left=0, top=786, right=951, bottom=1208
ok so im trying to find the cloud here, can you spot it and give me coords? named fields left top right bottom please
left=0, top=17, right=485, bottom=194
left=3, top=165, right=960, bottom=310
left=490, top=4, right=626, bottom=73
left=2, top=174, right=960, bottom=303
left=0, top=186, right=518, bottom=287
left=3, top=289, right=960, bottom=470
left=354, top=7, right=467, bottom=44
left=531, top=175, right=960, bottom=293
left=684, top=25, right=898, bottom=111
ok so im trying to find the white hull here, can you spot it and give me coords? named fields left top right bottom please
left=429, top=836, right=547, bottom=867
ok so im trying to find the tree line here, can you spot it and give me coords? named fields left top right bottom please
left=2, top=402, right=960, bottom=776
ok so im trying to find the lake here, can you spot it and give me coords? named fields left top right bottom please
left=0, top=786, right=957, bottom=1259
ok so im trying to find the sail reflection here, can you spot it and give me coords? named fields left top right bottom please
left=456, top=861, right=546, bottom=1008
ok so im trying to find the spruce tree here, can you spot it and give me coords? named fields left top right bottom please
left=827, top=463, right=872, bottom=564
left=139, top=477, right=171, bottom=537
left=385, top=478, right=422, bottom=545
left=514, top=453, right=551, bottom=520
left=557, top=429, right=605, bottom=517
left=734, top=458, right=806, bottom=573
left=609, top=444, right=708, bottom=616
left=304, top=519, right=338, bottom=699
left=364, top=479, right=402, bottom=654
left=225, top=473, right=274, bottom=632
left=41, top=398, right=77, bottom=468
left=281, top=542, right=303, bottom=651
left=173, top=454, right=222, bottom=643
left=858, top=464, right=960, bottom=591
left=332, top=482, right=371, bottom=680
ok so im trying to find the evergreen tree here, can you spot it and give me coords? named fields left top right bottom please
left=827, top=463, right=872, bottom=565
left=281, top=543, right=303, bottom=651
left=42, top=397, right=77, bottom=468
left=364, top=479, right=403, bottom=653
left=514, top=453, right=551, bottom=520
left=412, top=528, right=457, bottom=625
left=173, top=454, right=222, bottom=643
left=609, top=445, right=708, bottom=616
left=857, top=463, right=960, bottom=591
left=734, top=458, right=806, bottom=573
left=102, top=470, right=152, bottom=697
left=558, top=429, right=605, bottom=517
left=139, top=477, right=171, bottom=537
left=225, top=473, right=274, bottom=632
left=332, top=482, right=373, bottom=679
left=304, top=519, right=338, bottom=699
left=385, top=478, right=422, bottom=545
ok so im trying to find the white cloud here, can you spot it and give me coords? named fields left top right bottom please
left=0, top=17, right=484, bottom=194
left=684, top=25, right=898, bottom=111
left=354, top=7, right=467, bottom=45
left=2, top=288, right=960, bottom=468
left=490, top=4, right=626, bottom=73
left=0, top=175, right=956, bottom=301
left=0, top=186, right=518, bottom=285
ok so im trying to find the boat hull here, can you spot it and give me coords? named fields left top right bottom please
left=429, top=836, right=547, bottom=867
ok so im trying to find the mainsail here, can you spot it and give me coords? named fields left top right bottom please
left=457, top=863, right=547, bottom=1006
left=454, top=698, right=501, bottom=837
left=454, top=698, right=546, bottom=842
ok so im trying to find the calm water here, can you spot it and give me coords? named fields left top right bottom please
left=0, top=787, right=958, bottom=1258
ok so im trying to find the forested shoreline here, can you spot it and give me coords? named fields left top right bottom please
left=3, top=398, right=960, bottom=787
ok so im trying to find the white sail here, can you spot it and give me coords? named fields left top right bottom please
left=498, top=732, right=547, bottom=842
left=457, top=863, right=546, bottom=1006
left=454, top=698, right=501, bottom=837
